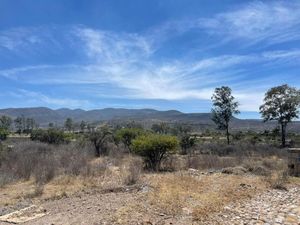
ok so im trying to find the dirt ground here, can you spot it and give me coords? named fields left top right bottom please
left=0, top=172, right=299, bottom=225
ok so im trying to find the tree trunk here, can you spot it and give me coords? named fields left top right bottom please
left=226, top=124, right=230, bottom=145
left=281, top=123, right=287, bottom=147
left=94, top=141, right=100, bottom=157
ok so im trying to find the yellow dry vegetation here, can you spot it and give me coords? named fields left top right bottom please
left=0, top=157, right=142, bottom=207
left=147, top=172, right=267, bottom=221
left=0, top=175, right=97, bottom=207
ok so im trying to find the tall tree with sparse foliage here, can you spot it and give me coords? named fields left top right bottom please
left=64, top=118, right=74, bottom=132
left=211, top=86, right=239, bottom=145
left=259, top=84, right=300, bottom=147
left=14, top=117, right=23, bottom=134
left=0, top=115, right=12, bottom=131
left=89, top=125, right=112, bottom=157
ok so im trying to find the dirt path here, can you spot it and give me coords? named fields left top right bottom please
left=0, top=184, right=299, bottom=225
left=211, top=186, right=300, bottom=225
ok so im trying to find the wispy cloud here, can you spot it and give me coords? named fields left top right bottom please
left=10, top=89, right=91, bottom=108
left=149, top=1, right=300, bottom=47
left=1, top=1, right=300, bottom=112
left=201, top=1, right=300, bottom=45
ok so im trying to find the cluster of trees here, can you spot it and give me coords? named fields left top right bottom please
left=60, top=118, right=96, bottom=133
left=0, top=115, right=12, bottom=141
left=28, top=123, right=192, bottom=171
left=0, top=115, right=37, bottom=136
left=31, top=128, right=71, bottom=145
left=1, top=115, right=38, bottom=141
left=88, top=124, right=194, bottom=170
left=211, top=84, right=300, bottom=147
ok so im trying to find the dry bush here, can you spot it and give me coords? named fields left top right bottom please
left=147, top=172, right=266, bottom=220
left=33, top=156, right=56, bottom=185
left=148, top=174, right=197, bottom=215
left=266, top=170, right=289, bottom=190
left=0, top=173, right=15, bottom=188
left=58, top=144, right=92, bottom=176
left=1, top=142, right=53, bottom=182
left=161, top=155, right=188, bottom=171
left=187, top=154, right=242, bottom=170
left=85, top=157, right=109, bottom=177
left=197, top=142, right=285, bottom=158
left=121, top=156, right=143, bottom=185
left=242, top=156, right=287, bottom=176
left=0, top=141, right=93, bottom=186
left=25, top=184, right=44, bottom=198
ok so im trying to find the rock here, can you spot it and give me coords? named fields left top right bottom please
left=284, top=215, right=298, bottom=223
left=222, top=166, right=247, bottom=175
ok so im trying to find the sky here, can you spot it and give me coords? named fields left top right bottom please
left=0, top=0, right=300, bottom=119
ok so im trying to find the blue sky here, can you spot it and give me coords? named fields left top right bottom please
left=0, top=0, right=300, bottom=119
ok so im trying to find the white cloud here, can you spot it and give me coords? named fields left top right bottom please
left=1, top=4, right=300, bottom=112
left=12, top=89, right=91, bottom=108
left=200, top=1, right=300, bottom=45
left=1, top=44, right=300, bottom=110
left=235, top=92, right=264, bottom=112
left=74, top=27, right=153, bottom=63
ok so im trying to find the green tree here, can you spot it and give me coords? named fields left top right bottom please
left=0, top=128, right=9, bottom=142
left=211, top=86, right=239, bottom=145
left=180, top=134, right=196, bottom=155
left=115, top=128, right=144, bottom=152
left=64, top=118, right=74, bottom=132
left=25, top=118, right=36, bottom=133
left=89, top=125, right=112, bottom=157
left=0, top=115, right=12, bottom=130
left=80, top=120, right=86, bottom=132
left=151, top=122, right=170, bottom=134
left=14, top=116, right=23, bottom=134
left=31, top=128, right=68, bottom=144
left=171, top=123, right=191, bottom=136
left=259, top=84, right=300, bottom=147
left=21, top=115, right=26, bottom=132
left=132, top=134, right=178, bottom=171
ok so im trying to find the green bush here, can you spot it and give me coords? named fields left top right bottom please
left=179, top=134, right=196, bottom=155
left=115, top=128, right=144, bottom=152
left=31, top=128, right=69, bottom=144
left=0, top=128, right=9, bottom=142
left=132, top=134, right=179, bottom=171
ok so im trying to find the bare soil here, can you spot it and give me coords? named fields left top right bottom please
left=0, top=173, right=299, bottom=225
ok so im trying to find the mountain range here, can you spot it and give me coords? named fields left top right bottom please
left=0, top=107, right=299, bottom=132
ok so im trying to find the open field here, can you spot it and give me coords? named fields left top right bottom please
left=0, top=137, right=299, bottom=224
left=0, top=168, right=299, bottom=224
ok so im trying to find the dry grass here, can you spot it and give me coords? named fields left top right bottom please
left=0, top=155, right=144, bottom=209
left=147, top=172, right=266, bottom=220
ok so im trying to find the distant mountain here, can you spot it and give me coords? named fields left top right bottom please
left=0, top=107, right=300, bottom=132
left=0, top=107, right=207, bottom=125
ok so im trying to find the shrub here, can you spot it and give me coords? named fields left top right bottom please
left=0, top=128, right=9, bottom=142
left=0, top=141, right=92, bottom=186
left=268, top=170, right=289, bottom=190
left=31, top=128, right=68, bottom=144
left=132, top=134, right=179, bottom=171
left=122, top=156, right=143, bottom=185
left=115, top=128, right=144, bottom=152
left=179, top=134, right=196, bottom=155
left=88, top=126, right=112, bottom=157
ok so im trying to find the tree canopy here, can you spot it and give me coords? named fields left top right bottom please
left=259, top=84, right=300, bottom=147
left=211, top=86, right=239, bottom=144
left=132, top=134, right=178, bottom=171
